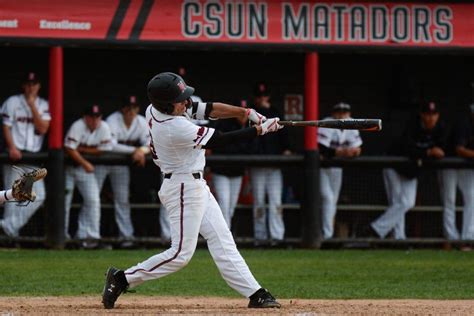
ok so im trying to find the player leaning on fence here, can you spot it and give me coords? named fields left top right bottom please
left=64, top=104, right=113, bottom=248
left=102, top=72, right=283, bottom=309
left=0, top=72, right=50, bottom=238
left=369, top=102, right=448, bottom=240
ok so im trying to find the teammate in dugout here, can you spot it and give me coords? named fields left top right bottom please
left=95, top=96, right=150, bottom=246
left=318, top=102, right=362, bottom=239
left=0, top=72, right=50, bottom=238
left=439, top=103, right=474, bottom=242
left=249, top=83, right=291, bottom=246
left=64, top=104, right=113, bottom=247
left=370, top=101, right=448, bottom=240
left=102, top=72, right=282, bottom=309
left=210, top=100, right=252, bottom=229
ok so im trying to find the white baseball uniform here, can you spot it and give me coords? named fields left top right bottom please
left=439, top=117, right=474, bottom=240
left=64, top=118, right=113, bottom=239
left=318, top=116, right=362, bottom=239
left=95, top=111, right=149, bottom=239
left=159, top=95, right=204, bottom=241
left=124, top=104, right=262, bottom=298
left=0, top=94, right=50, bottom=237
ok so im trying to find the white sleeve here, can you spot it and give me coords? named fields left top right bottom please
left=317, top=128, right=333, bottom=147
left=40, top=99, right=51, bottom=121
left=98, top=124, right=113, bottom=151
left=139, top=116, right=150, bottom=146
left=1, top=97, right=15, bottom=127
left=172, top=118, right=215, bottom=148
left=64, top=123, right=81, bottom=150
left=186, top=102, right=209, bottom=120
left=348, top=130, right=363, bottom=147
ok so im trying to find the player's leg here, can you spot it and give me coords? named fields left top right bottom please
left=458, top=169, right=474, bottom=240
left=200, top=187, right=261, bottom=295
left=1, top=165, right=46, bottom=237
left=64, top=167, right=75, bottom=239
left=228, top=175, right=243, bottom=228
left=213, top=173, right=232, bottom=227
left=75, top=168, right=101, bottom=240
left=200, top=187, right=280, bottom=307
left=320, top=168, right=336, bottom=239
left=159, top=174, right=171, bottom=243
left=372, top=169, right=416, bottom=238
left=438, top=169, right=460, bottom=240
left=109, top=166, right=134, bottom=239
left=124, top=177, right=207, bottom=287
left=267, top=168, right=284, bottom=242
left=393, top=177, right=417, bottom=240
left=94, top=165, right=109, bottom=191
left=250, top=168, right=267, bottom=243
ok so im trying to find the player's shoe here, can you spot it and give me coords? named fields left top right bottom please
left=102, top=267, right=129, bottom=309
left=248, top=288, right=281, bottom=308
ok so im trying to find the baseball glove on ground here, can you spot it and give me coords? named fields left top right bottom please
left=12, top=168, right=48, bottom=202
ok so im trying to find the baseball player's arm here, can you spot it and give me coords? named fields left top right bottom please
left=65, top=147, right=94, bottom=172
left=0, top=190, right=14, bottom=203
left=203, top=119, right=282, bottom=149
left=2, top=125, right=22, bottom=161
left=455, top=145, right=474, bottom=158
left=27, top=100, right=49, bottom=135
left=190, top=102, right=265, bottom=124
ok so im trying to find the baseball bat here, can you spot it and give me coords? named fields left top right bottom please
left=278, top=119, right=382, bottom=131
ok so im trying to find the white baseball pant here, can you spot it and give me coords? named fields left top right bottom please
left=124, top=173, right=261, bottom=297
left=213, top=174, right=243, bottom=229
left=159, top=173, right=171, bottom=242
left=320, top=167, right=343, bottom=239
left=95, top=165, right=134, bottom=239
left=250, top=168, right=284, bottom=242
left=440, top=169, right=474, bottom=240
left=0, top=165, right=46, bottom=237
left=64, top=166, right=101, bottom=239
left=371, top=168, right=417, bottom=240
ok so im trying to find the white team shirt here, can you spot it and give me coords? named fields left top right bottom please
left=1, top=94, right=51, bottom=152
left=64, top=118, right=113, bottom=151
left=145, top=102, right=215, bottom=174
left=318, top=116, right=363, bottom=149
left=106, top=111, right=149, bottom=154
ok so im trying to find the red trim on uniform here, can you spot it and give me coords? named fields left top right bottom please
left=196, top=127, right=209, bottom=146
left=125, top=183, right=184, bottom=276
left=150, top=106, right=173, bottom=123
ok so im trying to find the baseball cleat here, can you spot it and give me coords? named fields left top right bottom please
left=248, top=288, right=281, bottom=308
left=102, top=267, right=128, bottom=309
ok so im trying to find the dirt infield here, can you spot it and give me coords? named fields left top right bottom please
left=0, top=296, right=473, bottom=315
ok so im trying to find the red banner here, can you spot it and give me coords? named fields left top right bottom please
left=0, top=0, right=473, bottom=48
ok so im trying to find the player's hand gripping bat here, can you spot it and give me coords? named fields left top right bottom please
left=278, top=119, right=382, bottom=131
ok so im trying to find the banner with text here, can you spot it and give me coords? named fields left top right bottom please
left=0, top=0, right=472, bottom=48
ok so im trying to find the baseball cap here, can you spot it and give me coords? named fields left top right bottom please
left=420, top=101, right=438, bottom=113
left=121, top=95, right=139, bottom=108
left=333, top=102, right=351, bottom=112
left=22, top=72, right=40, bottom=84
left=84, top=104, right=102, bottom=117
left=253, top=82, right=270, bottom=97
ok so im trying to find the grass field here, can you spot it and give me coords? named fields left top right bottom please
left=1, top=249, right=473, bottom=299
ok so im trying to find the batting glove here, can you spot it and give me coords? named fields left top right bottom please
left=260, top=118, right=283, bottom=135
left=246, top=109, right=266, bottom=125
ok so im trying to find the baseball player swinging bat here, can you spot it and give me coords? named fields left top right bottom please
left=279, top=118, right=382, bottom=131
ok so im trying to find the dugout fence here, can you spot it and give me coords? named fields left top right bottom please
left=0, top=153, right=473, bottom=249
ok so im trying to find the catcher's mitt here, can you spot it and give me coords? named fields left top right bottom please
left=12, top=168, right=48, bottom=202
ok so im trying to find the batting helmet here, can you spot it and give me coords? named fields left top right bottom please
left=147, top=72, right=195, bottom=114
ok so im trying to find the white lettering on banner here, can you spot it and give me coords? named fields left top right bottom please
left=0, top=19, right=18, bottom=28
left=281, top=3, right=453, bottom=44
left=39, top=20, right=92, bottom=30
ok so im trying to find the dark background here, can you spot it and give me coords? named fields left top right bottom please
left=0, top=46, right=472, bottom=239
